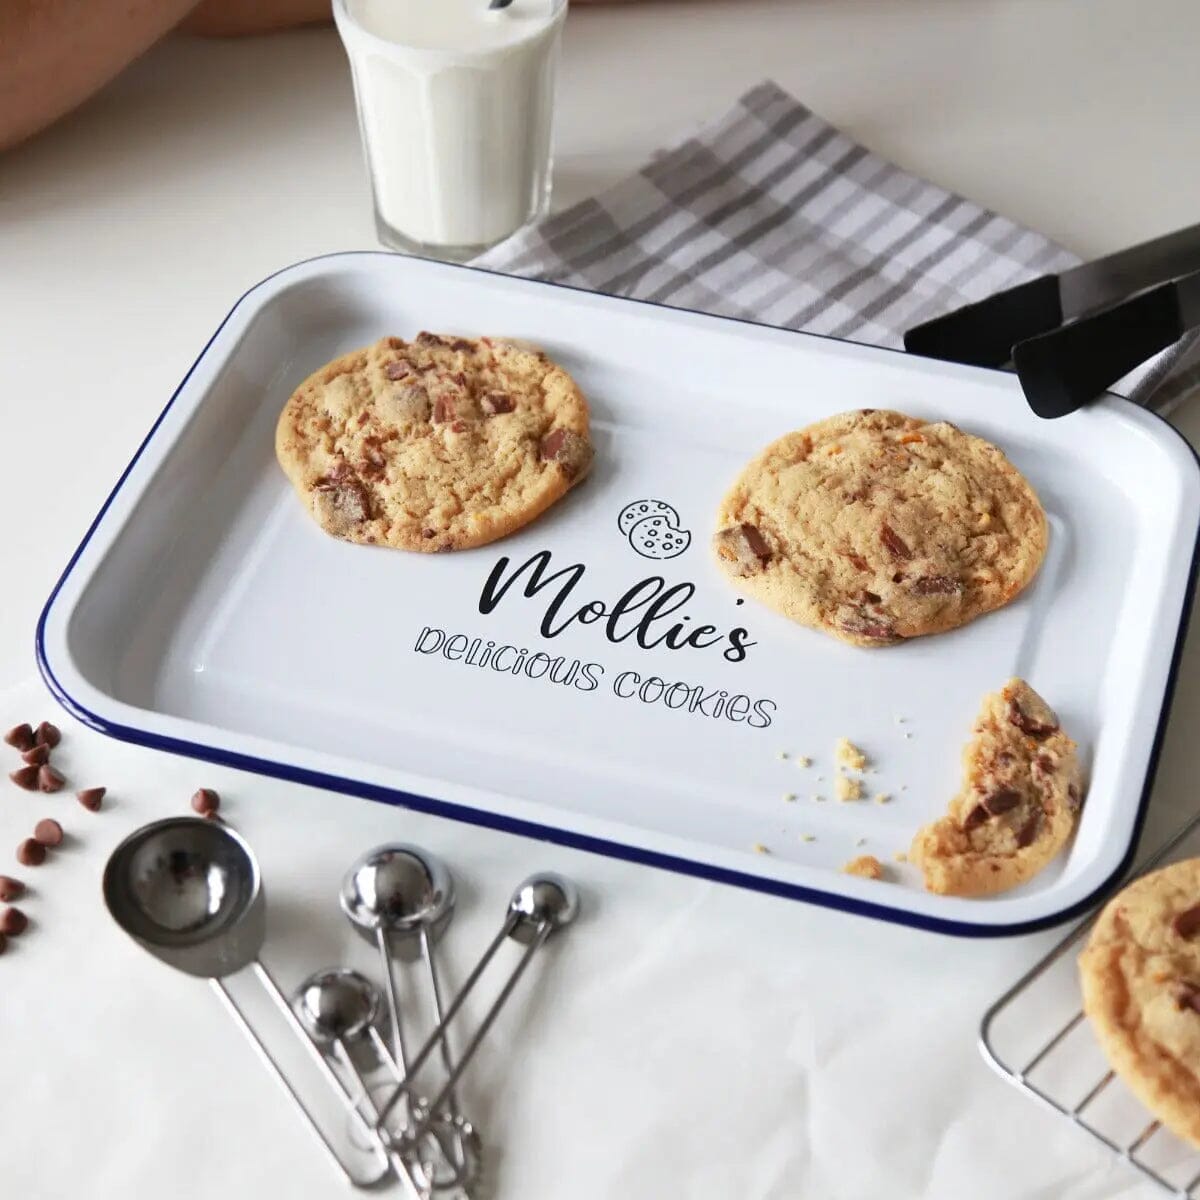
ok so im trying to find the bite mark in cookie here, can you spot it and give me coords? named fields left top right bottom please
left=908, top=679, right=1083, bottom=896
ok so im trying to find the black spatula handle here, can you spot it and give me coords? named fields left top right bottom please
left=904, top=275, right=1063, bottom=368
left=1012, top=282, right=1186, bottom=419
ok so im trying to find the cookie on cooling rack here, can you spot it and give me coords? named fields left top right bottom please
left=908, top=679, right=1083, bottom=896
left=1080, top=858, right=1200, bottom=1150
left=276, top=333, right=593, bottom=552
left=711, top=409, right=1047, bottom=646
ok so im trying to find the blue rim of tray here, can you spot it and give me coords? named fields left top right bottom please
left=34, top=251, right=1200, bottom=939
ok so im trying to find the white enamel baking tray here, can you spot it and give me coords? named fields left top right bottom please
left=38, top=252, right=1200, bottom=936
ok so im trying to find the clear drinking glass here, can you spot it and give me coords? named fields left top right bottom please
left=333, top=0, right=568, bottom=262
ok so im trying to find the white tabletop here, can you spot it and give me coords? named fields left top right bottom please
left=3, top=2, right=1200, bottom=1197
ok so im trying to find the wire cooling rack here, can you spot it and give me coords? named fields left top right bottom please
left=980, top=812, right=1200, bottom=1198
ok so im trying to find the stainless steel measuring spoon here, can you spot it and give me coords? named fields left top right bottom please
left=340, top=844, right=474, bottom=1189
left=102, top=818, right=413, bottom=1192
left=373, top=872, right=579, bottom=1149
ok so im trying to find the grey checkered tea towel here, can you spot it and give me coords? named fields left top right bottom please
left=476, top=80, right=1200, bottom=415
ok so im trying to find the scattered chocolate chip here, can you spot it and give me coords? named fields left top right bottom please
left=8, top=765, right=38, bottom=791
left=37, top=765, right=65, bottom=793
left=33, top=819, right=63, bottom=848
left=1173, top=904, right=1200, bottom=939
left=1008, top=699, right=1059, bottom=740
left=538, top=429, right=593, bottom=481
left=415, top=331, right=447, bottom=347
left=1015, top=811, right=1041, bottom=848
left=16, top=839, right=46, bottom=867
left=0, top=876, right=24, bottom=902
left=860, top=408, right=876, bottom=415
left=34, top=721, right=61, bottom=749
left=432, top=397, right=456, bottom=424
left=76, top=787, right=105, bottom=812
left=842, top=551, right=871, bottom=573
left=983, top=789, right=1022, bottom=816
left=480, top=392, right=515, bottom=415
left=1174, top=981, right=1200, bottom=1013
left=384, top=361, right=410, bottom=381
left=879, top=523, right=912, bottom=560
left=3, top=724, right=34, bottom=752
left=1, top=907, right=27, bottom=936
left=1067, top=782, right=1082, bottom=810
left=449, top=419, right=468, bottom=434
left=0, top=932, right=7, bottom=955
left=449, top=338, right=474, bottom=352
left=862, top=590, right=883, bottom=604
left=20, top=744, right=50, bottom=767
left=714, top=524, right=772, bottom=577
left=911, top=574, right=961, bottom=596
left=421, top=529, right=437, bottom=540
left=191, top=787, right=220, bottom=816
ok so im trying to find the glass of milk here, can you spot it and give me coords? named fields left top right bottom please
left=334, top=0, right=568, bottom=261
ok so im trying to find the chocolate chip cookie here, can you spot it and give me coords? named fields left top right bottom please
left=276, top=334, right=593, bottom=552
left=1080, top=859, right=1200, bottom=1149
left=909, top=679, right=1083, bottom=896
left=712, top=409, right=1047, bottom=646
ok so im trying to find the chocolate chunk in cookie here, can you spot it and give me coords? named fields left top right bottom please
left=713, top=523, right=772, bottom=577
left=539, top=428, right=593, bottom=481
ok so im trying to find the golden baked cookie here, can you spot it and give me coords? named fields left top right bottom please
left=275, top=333, right=592, bottom=552
left=909, top=679, right=1083, bottom=896
left=712, top=409, right=1047, bottom=646
left=1080, top=859, right=1200, bottom=1149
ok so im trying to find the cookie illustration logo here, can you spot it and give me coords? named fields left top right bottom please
left=618, top=499, right=692, bottom=560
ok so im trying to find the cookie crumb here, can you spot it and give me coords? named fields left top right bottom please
left=800, top=833, right=816, bottom=843
left=795, top=755, right=812, bottom=768
left=777, top=751, right=789, bottom=760
left=812, top=794, right=826, bottom=803
left=835, top=738, right=868, bottom=771
left=900, top=784, right=908, bottom=792
left=782, top=793, right=796, bottom=803
left=855, top=837, right=867, bottom=847
left=874, top=792, right=891, bottom=805
left=836, top=775, right=863, bottom=803
left=842, top=855, right=885, bottom=880
left=893, top=851, right=908, bottom=863
left=895, top=715, right=906, bottom=724
left=903, top=732, right=913, bottom=740
left=752, top=842, right=770, bottom=855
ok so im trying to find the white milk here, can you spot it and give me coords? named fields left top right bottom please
left=334, top=0, right=566, bottom=257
